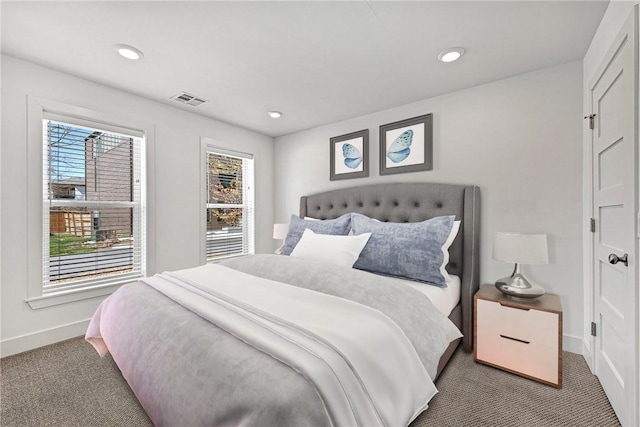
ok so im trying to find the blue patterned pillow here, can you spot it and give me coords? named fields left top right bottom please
left=350, top=213, right=455, bottom=287
left=281, top=213, right=352, bottom=255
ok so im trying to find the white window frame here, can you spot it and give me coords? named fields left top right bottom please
left=200, top=138, right=255, bottom=263
left=26, top=97, right=155, bottom=309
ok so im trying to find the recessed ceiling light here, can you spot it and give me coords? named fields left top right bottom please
left=438, top=47, right=465, bottom=63
left=116, top=44, right=144, bottom=60
left=267, top=111, right=283, bottom=119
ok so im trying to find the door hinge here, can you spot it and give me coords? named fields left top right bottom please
left=590, top=218, right=596, bottom=233
left=591, top=322, right=597, bottom=336
left=584, top=113, right=596, bottom=130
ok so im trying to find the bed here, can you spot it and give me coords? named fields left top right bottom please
left=298, top=182, right=480, bottom=375
left=86, top=182, right=480, bottom=427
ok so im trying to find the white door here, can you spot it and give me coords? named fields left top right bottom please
left=589, top=10, right=638, bottom=427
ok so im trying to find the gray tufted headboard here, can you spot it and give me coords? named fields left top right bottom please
left=300, top=182, right=480, bottom=352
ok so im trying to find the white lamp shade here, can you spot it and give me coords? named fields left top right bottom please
left=492, top=232, right=549, bottom=265
left=273, top=223, right=289, bottom=240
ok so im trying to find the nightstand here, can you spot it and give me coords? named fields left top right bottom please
left=474, top=284, right=563, bottom=388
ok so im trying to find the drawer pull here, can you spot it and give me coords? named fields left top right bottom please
left=499, top=303, right=530, bottom=311
left=499, top=334, right=530, bottom=345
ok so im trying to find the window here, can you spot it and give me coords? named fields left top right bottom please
left=43, top=117, right=145, bottom=293
left=203, top=145, right=254, bottom=261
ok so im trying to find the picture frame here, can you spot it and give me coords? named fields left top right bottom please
left=330, top=129, right=369, bottom=181
left=379, top=113, right=433, bottom=175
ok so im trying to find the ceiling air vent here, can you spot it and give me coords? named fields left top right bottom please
left=170, top=92, right=207, bottom=107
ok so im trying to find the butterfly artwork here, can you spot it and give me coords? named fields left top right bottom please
left=342, top=143, right=363, bottom=169
left=386, top=129, right=413, bottom=163
left=380, top=114, right=432, bottom=176
left=330, top=130, right=369, bottom=181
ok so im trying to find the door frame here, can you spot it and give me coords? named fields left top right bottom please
left=583, top=7, right=639, bottom=427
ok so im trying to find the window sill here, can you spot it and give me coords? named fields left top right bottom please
left=26, top=281, right=130, bottom=309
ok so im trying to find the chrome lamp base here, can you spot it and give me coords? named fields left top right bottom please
left=495, top=263, right=545, bottom=300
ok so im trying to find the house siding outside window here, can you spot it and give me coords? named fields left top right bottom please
left=204, top=147, right=254, bottom=261
left=43, top=118, right=145, bottom=293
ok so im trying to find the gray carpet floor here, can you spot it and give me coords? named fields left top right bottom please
left=1, top=337, right=620, bottom=427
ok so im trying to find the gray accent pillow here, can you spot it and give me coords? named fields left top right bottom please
left=281, top=213, right=352, bottom=255
left=351, top=213, right=455, bottom=287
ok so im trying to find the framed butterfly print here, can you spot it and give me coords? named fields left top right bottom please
left=330, top=129, right=369, bottom=181
left=379, top=113, right=433, bottom=175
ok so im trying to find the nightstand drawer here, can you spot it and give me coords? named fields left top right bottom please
left=476, top=319, right=559, bottom=384
left=476, top=299, right=558, bottom=348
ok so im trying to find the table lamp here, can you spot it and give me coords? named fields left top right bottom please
left=492, top=232, right=549, bottom=300
left=273, top=223, right=289, bottom=254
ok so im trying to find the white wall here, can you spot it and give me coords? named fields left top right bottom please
left=0, top=55, right=274, bottom=356
left=274, top=61, right=584, bottom=352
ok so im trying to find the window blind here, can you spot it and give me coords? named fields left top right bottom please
left=205, top=150, right=254, bottom=260
left=43, top=119, right=145, bottom=293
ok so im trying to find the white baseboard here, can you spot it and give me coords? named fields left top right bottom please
left=0, top=318, right=91, bottom=358
left=563, top=334, right=583, bottom=354
left=582, top=339, right=595, bottom=374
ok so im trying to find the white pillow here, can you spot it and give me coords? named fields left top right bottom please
left=440, top=220, right=461, bottom=284
left=290, top=228, right=372, bottom=268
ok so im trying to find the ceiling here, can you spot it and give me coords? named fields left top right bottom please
left=1, top=1, right=609, bottom=137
